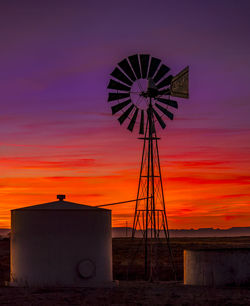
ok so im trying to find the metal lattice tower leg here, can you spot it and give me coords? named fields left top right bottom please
left=132, top=99, right=175, bottom=281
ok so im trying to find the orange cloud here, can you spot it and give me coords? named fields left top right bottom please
left=0, top=157, right=96, bottom=169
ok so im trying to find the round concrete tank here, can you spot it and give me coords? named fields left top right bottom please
left=10, top=195, right=112, bottom=287
left=184, top=249, right=250, bottom=286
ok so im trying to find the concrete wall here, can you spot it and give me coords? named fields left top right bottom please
left=184, top=249, right=250, bottom=286
left=10, top=209, right=112, bottom=287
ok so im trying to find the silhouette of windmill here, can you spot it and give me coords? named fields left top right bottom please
left=107, top=54, right=189, bottom=280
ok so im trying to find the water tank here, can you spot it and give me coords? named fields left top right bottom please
left=10, top=195, right=112, bottom=287
left=184, top=249, right=250, bottom=286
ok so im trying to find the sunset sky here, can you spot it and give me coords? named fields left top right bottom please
left=1, top=0, right=250, bottom=229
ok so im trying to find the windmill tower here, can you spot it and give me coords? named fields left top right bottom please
left=107, top=54, right=189, bottom=280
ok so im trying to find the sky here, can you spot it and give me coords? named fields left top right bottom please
left=0, top=0, right=250, bottom=229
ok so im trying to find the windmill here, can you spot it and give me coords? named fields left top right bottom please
left=107, top=54, right=189, bottom=280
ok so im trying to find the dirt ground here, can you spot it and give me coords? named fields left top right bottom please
left=1, top=237, right=250, bottom=305
left=1, top=281, right=250, bottom=305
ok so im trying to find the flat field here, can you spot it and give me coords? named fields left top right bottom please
left=0, top=237, right=250, bottom=305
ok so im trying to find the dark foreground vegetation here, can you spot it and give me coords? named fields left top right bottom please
left=113, top=236, right=250, bottom=281
left=0, top=237, right=250, bottom=305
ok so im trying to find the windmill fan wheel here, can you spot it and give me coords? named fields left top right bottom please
left=107, top=54, right=179, bottom=134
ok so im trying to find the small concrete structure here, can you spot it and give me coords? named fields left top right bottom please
left=184, top=249, right=250, bottom=286
left=10, top=195, right=112, bottom=287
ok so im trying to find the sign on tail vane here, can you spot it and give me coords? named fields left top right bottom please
left=170, top=66, right=189, bottom=99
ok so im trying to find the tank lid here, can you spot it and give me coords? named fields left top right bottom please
left=12, top=195, right=110, bottom=211
left=57, top=194, right=65, bottom=201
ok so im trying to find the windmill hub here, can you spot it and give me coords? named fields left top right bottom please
left=130, top=78, right=149, bottom=110
left=139, top=90, right=160, bottom=99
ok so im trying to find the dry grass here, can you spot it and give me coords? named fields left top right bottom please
left=113, top=236, right=250, bottom=281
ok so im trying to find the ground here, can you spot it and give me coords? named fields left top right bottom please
left=1, top=281, right=250, bottom=305
left=0, top=237, right=250, bottom=305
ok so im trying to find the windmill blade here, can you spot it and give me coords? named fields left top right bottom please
left=148, top=57, right=161, bottom=78
left=153, top=64, right=170, bottom=84
left=155, top=103, right=174, bottom=120
left=108, top=92, right=130, bottom=102
left=156, top=98, right=178, bottom=109
left=128, top=54, right=141, bottom=79
left=118, top=104, right=135, bottom=124
left=139, top=110, right=145, bottom=134
left=111, top=67, right=133, bottom=86
left=139, top=54, right=150, bottom=79
left=156, top=75, right=173, bottom=89
left=118, top=58, right=136, bottom=82
left=107, top=79, right=131, bottom=91
left=152, top=108, right=166, bottom=129
left=127, top=108, right=139, bottom=132
left=111, top=99, right=132, bottom=115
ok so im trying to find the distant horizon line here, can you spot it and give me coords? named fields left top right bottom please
left=1, top=226, right=250, bottom=231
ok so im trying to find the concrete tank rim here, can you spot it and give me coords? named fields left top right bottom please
left=184, top=248, right=250, bottom=252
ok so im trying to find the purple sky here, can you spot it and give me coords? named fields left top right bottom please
left=0, top=0, right=250, bottom=228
